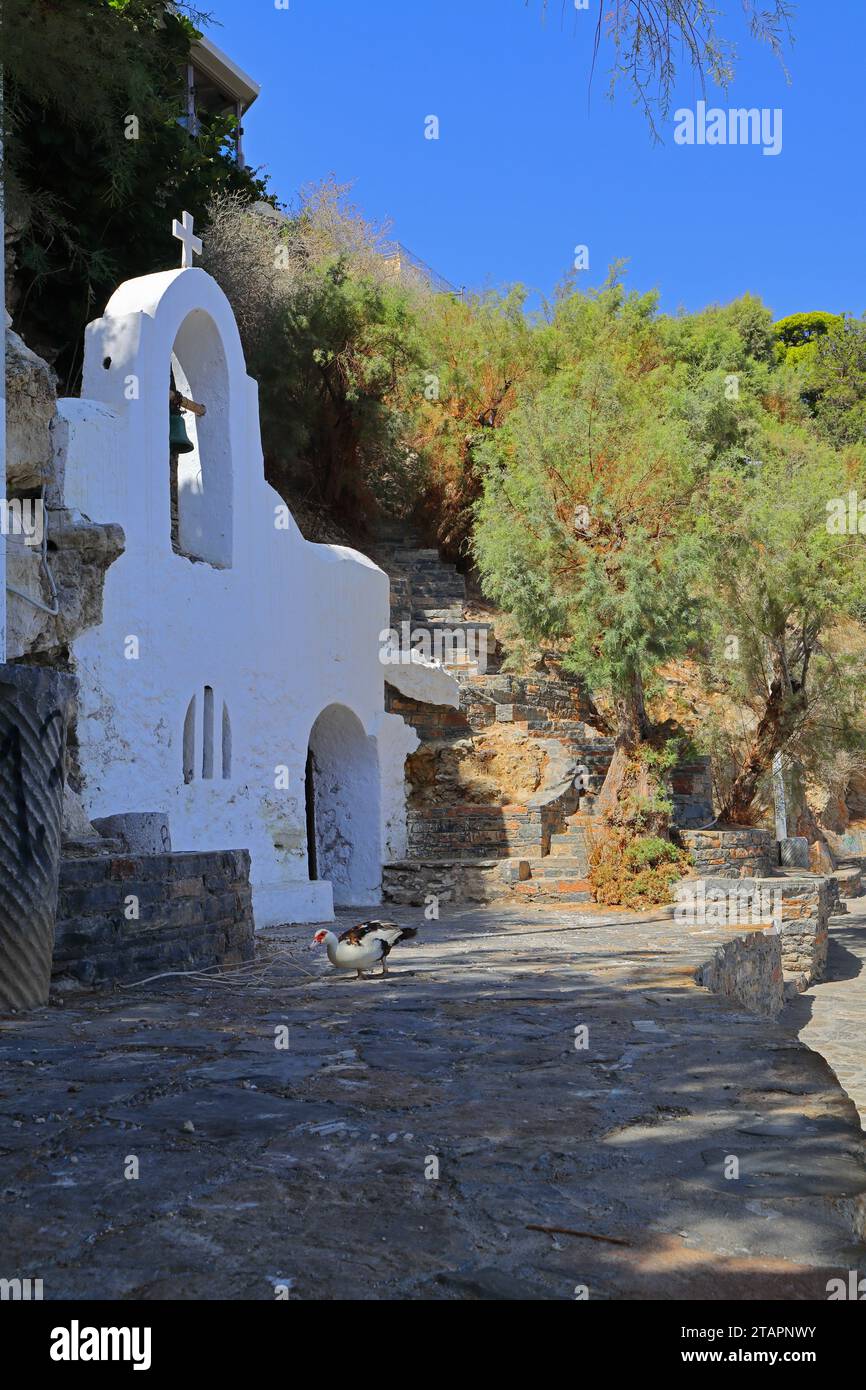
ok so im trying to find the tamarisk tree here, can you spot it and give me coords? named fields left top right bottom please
left=473, top=282, right=700, bottom=820
left=526, top=1, right=794, bottom=139
left=696, top=439, right=866, bottom=826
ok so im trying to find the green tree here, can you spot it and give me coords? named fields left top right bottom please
left=202, top=187, right=425, bottom=527
left=473, top=279, right=700, bottom=819
left=695, top=437, right=866, bottom=825
left=405, top=286, right=536, bottom=559
left=4, top=0, right=271, bottom=389
left=773, top=311, right=843, bottom=366
left=808, top=316, right=866, bottom=448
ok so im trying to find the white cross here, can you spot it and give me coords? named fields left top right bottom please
left=172, top=211, right=202, bottom=269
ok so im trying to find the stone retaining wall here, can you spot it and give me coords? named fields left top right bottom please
left=774, top=877, right=832, bottom=987
left=680, top=873, right=831, bottom=990
left=384, top=857, right=509, bottom=906
left=53, top=848, right=254, bottom=986
left=460, top=673, right=588, bottom=731
left=385, top=685, right=471, bottom=742
left=405, top=801, right=562, bottom=860
left=694, top=925, right=783, bottom=1018
left=680, top=827, right=775, bottom=878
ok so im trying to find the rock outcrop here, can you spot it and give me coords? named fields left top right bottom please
left=5, top=316, right=56, bottom=492
left=5, top=318, right=125, bottom=663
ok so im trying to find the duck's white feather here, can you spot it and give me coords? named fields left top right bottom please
left=325, top=933, right=385, bottom=972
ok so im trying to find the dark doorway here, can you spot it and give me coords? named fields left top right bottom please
left=305, top=747, right=318, bottom=881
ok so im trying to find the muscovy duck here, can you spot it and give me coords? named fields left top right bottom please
left=311, top=920, right=418, bottom=977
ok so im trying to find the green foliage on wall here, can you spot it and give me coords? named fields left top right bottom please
left=4, top=0, right=272, bottom=391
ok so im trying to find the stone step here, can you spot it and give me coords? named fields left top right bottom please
left=383, top=858, right=513, bottom=907
left=409, top=571, right=463, bottom=582
left=495, top=703, right=547, bottom=722
left=408, top=620, right=491, bottom=634
left=527, top=856, right=588, bottom=877
left=549, top=836, right=589, bottom=858
left=410, top=581, right=464, bottom=595
left=372, top=525, right=423, bottom=546
left=407, top=622, right=494, bottom=661
left=408, top=568, right=464, bottom=580
left=410, top=581, right=465, bottom=595
left=411, top=587, right=464, bottom=601
left=384, top=847, right=594, bottom=904
left=411, top=610, right=466, bottom=625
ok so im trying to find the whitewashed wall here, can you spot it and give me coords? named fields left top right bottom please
left=60, top=266, right=416, bottom=926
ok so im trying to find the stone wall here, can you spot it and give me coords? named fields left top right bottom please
left=53, top=848, right=254, bottom=986
left=383, top=857, right=510, bottom=907
left=680, top=872, right=831, bottom=991
left=694, top=925, right=783, bottom=1018
left=405, top=801, right=563, bottom=861
left=669, top=760, right=714, bottom=828
left=385, top=685, right=471, bottom=742
left=680, top=827, right=775, bottom=877
left=775, top=877, right=832, bottom=988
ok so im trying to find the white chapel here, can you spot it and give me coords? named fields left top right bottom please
left=55, top=220, right=436, bottom=926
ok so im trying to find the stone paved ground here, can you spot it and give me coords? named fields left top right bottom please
left=784, top=896, right=866, bottom=1129
left=1, top=904, right=865, bottom=1301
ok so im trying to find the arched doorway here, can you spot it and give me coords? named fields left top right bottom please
left=306, top=704, right=380, bottom=906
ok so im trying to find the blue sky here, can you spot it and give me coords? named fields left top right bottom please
left=200, top=1, right=864, bottom=320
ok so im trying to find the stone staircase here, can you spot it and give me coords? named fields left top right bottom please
left=377, top=533, right=609, bottom=906
left=383, top=676, right=608, bottom=905
left=379, top=532, right=712, bottom=909
left=372, top=534, right=496, bottom=677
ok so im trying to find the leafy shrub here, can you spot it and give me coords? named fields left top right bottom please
left=623, top=835, right=682, bottom=871
left=588, top=827, right=691, bottom=909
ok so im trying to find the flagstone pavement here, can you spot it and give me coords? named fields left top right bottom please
left=782, top=896, right=866, bottom=1132
left=1, top=903, right=865, bottom=1301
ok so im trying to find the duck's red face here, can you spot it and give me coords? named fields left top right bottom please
left=311, top=930, right=328, bottom=946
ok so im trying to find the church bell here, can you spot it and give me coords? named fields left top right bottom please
left=169, top=408, right=195, bottom=454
